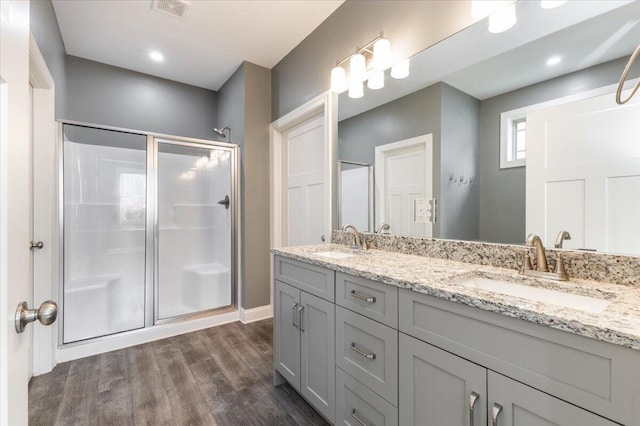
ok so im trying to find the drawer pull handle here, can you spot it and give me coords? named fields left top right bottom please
left=350, top=342, right=376, bottom=360
left=350, top=289, right=376, bottom=303
left=351, top=408, right=369, bottom=426
left=492, top=402, right=503, bottom=426
left=297, top=306, right=305, bottom=332
left=291, top=303, right=299, bottom=328
left=469, top=391, right=479, bottom=426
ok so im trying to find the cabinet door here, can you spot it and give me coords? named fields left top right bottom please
left=488, top=372, right=618, bottom=426
left=274, top=280, right=301, bottom=390
left=399, top=333, right=487, bottom=426
left=300, top=291, right=336, bottom=423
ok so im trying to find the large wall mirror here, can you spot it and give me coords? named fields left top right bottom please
left=337, top=0, right=640, bottom=256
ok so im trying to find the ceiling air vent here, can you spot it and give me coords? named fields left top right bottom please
left=152, top=0, right=191, bottom=20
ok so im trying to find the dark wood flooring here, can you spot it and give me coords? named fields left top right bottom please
left=28, top=319, right=329, bottom=426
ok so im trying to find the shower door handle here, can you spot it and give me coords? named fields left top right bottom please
left=217, top=195, right=230, bottom=210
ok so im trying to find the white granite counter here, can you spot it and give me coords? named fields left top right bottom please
left=272, top=244, right=640, bottom=351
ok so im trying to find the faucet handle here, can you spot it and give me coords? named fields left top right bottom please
left=519, top=250, right=533, bottom=274
left=555, top=253, right=568, bottom=280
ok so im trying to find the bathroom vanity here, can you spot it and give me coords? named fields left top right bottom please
left=272, top=244, right=640, bottom=426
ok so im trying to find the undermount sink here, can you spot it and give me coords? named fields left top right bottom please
left=314, top=250, right=360, bottom=259
left=456, top=276, right=612, bottom=314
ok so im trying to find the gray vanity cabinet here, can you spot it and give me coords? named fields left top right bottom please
left=300, top=291, right=335, bottom=423
left=399, top=333, right=486, bottom=426
left=274, top=256, right=336, bottom=423
left=487, top=372, right=617, bottom=426
left=274, top=280, right=301, bottom=387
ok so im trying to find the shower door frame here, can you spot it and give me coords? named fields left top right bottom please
left=152, top=137, right=239, bottom=325
left=57, top=120, right=240, bottom=349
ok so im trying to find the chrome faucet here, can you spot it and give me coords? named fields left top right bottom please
left=375, top=223, right=390, bottom=234
left=342, top=224, right=366, bottom=249
left=554, top=230, right=571, bottom=249
left=521, top=233, right=568, bottom=281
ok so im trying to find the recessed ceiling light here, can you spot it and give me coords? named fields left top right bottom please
left=546, top=56, right=562, bottom=66
left=149, top=51, right=164, bottom=62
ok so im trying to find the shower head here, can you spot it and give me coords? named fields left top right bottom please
left=213, top=126, right=231, bottom=139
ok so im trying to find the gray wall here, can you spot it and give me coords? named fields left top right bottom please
left=272, top=0, right=476, bottom=120
left=338, top=82, right=480, bottom=240
left=440, top=83, right=480, bottom=241
left=478, top=57, right=632, bottom=244
left=30, top=0, right=67, bottom=118
left=65, top=55, right=218, bottom=140
left=242, top=63, right=272, bottom=309
left=217, top=62, right=272, bottom=309
left=338, top=84, right=442, bottom=236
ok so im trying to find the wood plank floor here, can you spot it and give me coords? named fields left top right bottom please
left=29, top=319, right=329, bottom=426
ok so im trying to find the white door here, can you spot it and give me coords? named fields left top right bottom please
left=375, top=134, right=433, bottom=237
left=284, top=115, right=326, bottom=246
left=527, top=90, right=640, bottom=255
left=1, top=0, right=33, bottom=424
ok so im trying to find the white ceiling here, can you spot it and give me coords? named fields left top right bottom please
left=52, top=0, right=344, bottom=90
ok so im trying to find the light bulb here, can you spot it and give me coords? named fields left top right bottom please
left=488, top=3, right=517, bottom=33
left=348, top=82, right=364, bottom=99
left=540, top=0, right=567, bottom=9
left=391, top=58, right=410, bottom=79
left=367, top=70, right=384, bottom=90
left=372, top=38, right=392, bottom=71
left=330, top=66, right=347, bottom=93
left=349, top=53, right=367, bottom=84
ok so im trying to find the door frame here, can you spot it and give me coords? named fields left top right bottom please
left=29, top=33, right=58, bottom=376
left=269, top=91, right=337, bottom=310
left=374, top=134, right=433, bottom=237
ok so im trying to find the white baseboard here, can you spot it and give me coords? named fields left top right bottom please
left=240, top=304, right=273, bottom=324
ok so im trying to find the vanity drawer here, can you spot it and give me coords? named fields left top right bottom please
left=336, top=367, right=398, bottom=426
left=336, top=272, right=398, bottom=328
left=336, top=306, right=398, bottom=405
left=399, top=289, right=640, bottom=426
left=274, top=255, right=335, bottom=302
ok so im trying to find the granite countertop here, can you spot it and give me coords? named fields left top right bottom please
left=272, top=244, right=640, bottom=351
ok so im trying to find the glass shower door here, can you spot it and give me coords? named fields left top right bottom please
left=156, top=141, right=234, bottom=320
left=62, top=125, right=147, bottom=343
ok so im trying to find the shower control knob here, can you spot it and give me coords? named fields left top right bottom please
left=30, top=241, right=44, bottom=250
left=15, top=300, right=58, bottom=333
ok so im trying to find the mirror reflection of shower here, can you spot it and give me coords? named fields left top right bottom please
left=213, top=126, right=231, bottom=142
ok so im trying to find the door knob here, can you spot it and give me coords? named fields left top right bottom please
left=15, top=300, right=58, bottom=333
left=30, top=241, right=44, bottom=250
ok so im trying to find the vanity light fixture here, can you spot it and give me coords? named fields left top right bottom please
left=149, top=51, right=164, bottom=62
left=330, top=32, right=409, bottom=96
left=471, top=1, right=517, bottom=34
left=488, top=2, right=517, bottom=33
left=367, top=70, right=385, bottom=90
left=348, top=82, right=364, bottom=99
left=390, top=58, right=410, bottom=79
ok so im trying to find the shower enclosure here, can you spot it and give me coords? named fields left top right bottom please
left=60, top=123, right=237, bottom=344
